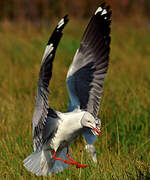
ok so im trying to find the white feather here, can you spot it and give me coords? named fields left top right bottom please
left=95, top=7, right=103, bottom=15
left=41, top=43, right=54, bottom=63
left=57, top=18, right=64, bottom=29
left=101, top=9, right=107, bottom=15
left=23, top=148, right=69, bottom=176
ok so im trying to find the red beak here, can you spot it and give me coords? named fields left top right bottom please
left=90, top=125, right=102, bottom=136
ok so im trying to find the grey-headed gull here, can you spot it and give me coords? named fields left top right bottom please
left=23, top=2, right=112, bottom=176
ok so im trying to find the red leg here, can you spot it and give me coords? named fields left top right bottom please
left=66, top=151, right=88, bottom=168
left=53, top=151, right=74, bottom=165
left=53, top=150, right=88, bottom=168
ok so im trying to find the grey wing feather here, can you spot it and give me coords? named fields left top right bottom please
left=66, top=3, right=111, bottom=118
left=32, top=15, right=69, bottom=151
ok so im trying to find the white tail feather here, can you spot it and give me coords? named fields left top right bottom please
left=23, top=148, right=70, bottom=176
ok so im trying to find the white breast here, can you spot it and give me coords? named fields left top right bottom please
left=50, top=110, right=86, bottom=151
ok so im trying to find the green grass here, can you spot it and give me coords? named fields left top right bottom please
left=0, top=20, right=150, bottom=179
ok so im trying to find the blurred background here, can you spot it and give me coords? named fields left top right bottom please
left=0, top=0, right=150, bottom=179
left=0, top=0, right=149, bottom=23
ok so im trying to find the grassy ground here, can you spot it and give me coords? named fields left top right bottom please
left=0, top=20, right=150, bottom=179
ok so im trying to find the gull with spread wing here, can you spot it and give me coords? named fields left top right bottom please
left=23, top=2, right=112, bottom=176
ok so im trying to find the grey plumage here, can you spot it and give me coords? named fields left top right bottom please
left=32, top=15, right=69, bottom=151
left=66, top=4, right=111, bottom=118
left=67, top=3, right=111, bottom=145
left=24, top=3, right=112, bottom=176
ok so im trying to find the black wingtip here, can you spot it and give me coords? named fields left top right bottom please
left=56, top=14, right=69, bottom=31
left=62, top=14, right=69, bottom=25
left=47, top=15, right=69, bottom=45
left=64, top=14, right=69, bottom=20
left=63, top=14, right=69, bottom=26
left=94, top=2, right=112, bottom=21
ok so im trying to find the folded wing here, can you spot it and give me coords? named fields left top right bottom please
left=66, top=3, right=111, bottom=119
left=32, top=15, right=69, bottom=151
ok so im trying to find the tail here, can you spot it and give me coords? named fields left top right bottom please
left=23, top=148, right=70, bottom=176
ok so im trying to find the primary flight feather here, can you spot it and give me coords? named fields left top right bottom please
left=24, top=2, right=112, bottom=176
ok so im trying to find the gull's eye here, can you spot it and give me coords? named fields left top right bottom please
left=87, top=120, right=90, bottom=123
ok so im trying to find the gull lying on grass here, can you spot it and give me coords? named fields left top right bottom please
left=23, top=2, right=112, bottom=176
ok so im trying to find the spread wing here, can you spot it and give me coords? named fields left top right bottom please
left=66, top=3, right=111, bottom=119
left=32, top=15, right=69, bottom=151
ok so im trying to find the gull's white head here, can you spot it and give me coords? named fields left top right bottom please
left=81, top=112, right=101, bottom=136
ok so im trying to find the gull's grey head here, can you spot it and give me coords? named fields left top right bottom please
left=81, top=112, right=101, bottom=136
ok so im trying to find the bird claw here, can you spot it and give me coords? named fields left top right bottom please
left=75, top=162, right=88, bottom=168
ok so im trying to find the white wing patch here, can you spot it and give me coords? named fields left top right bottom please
left=41, top=43, right=54, bottom=63
left=95, top=7, right=102, bottom=15
left=101, top=9, right=107, bottom=15
left=57, top=18, right=64, bottom=29
left=95, top=7, right=107, bottom=16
